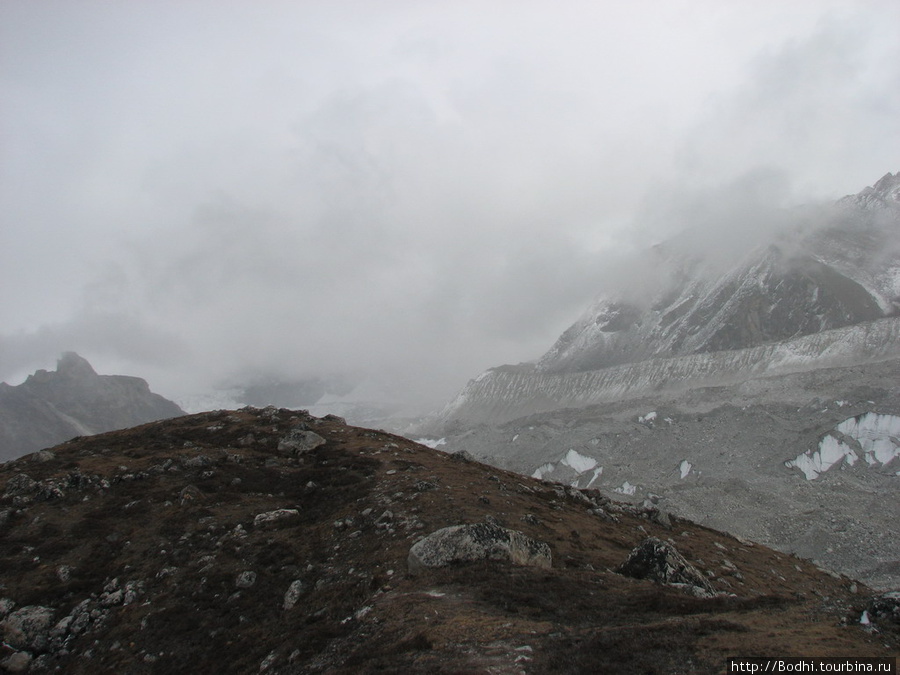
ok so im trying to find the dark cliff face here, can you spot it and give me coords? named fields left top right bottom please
left=0, top=408, right=895, bottom=674
left=0, top=353, right=183, bottom=462
left=538, top=172, right=900, bottom=375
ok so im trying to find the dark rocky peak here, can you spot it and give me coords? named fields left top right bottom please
left=55, top=352, right=97, bottom=379
left=1, top=355, right=183, bottom=463
left=872, top=171, right=900, bottom=197
left=23, top=353, right=97, bottom=386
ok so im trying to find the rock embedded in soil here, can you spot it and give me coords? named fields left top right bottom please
left=277, top=428, right=326, bottom=456
left=616, top=536, right=715, bottom=595
left=0, top=605, right=55, bottom=652
left=408, top=522, right=552, bottom=574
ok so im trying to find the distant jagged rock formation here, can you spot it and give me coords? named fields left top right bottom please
left=0, top=352, right=183, bottom=462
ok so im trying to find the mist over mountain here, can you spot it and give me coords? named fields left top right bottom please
left=2, top=2, right=898, bottom=414
left=538, top=172, right=900, bottom=375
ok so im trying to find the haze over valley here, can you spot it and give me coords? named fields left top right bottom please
left=2, top=1, right=899, bottom=416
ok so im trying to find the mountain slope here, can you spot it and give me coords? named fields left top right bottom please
left=0, top=408, right=895, bottom=673
left=0, top=353, right=183, bottom=462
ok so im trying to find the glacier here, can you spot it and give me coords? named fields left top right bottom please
left=437, top=317, right=900, bottom=427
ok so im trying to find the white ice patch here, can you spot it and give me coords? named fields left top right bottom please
left=785, top=412, right=900, bottom=479
left=785, top=435, right=858, bottom=480
left=415, top=437, right=446, bottom=449
left=638, top=411, right=657, bottom=424
left=679, top=460, right=692, bottom=479
left=560, top=449, right=598, bottom=474
left=615, top=481, right=636, bottom=496
left=531, top=463, right=555, bottom=480
left=835, top=412, right=900, bottom=466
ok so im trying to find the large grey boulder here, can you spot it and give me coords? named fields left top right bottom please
left=616, top=537, right=715, bottom=595
left=1, top=605, right=54, bottom=652
left=408, top=522, right=551, bottom=574
left=277, top=428, right=326, bottom=456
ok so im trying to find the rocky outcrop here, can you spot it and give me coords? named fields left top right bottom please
left=0, top=353, right=183, bottom=462
left=0, top=604, right=54, bottom=652
left=408, top=522, right=552, bottom=574
left=616, top=537, right=715, bottom=596
left=277, top=427, right=326, bottom=455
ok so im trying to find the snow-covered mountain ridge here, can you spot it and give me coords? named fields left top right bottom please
left=537, top=171, right=900, bottom=376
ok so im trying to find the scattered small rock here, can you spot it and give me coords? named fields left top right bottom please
left=182, top=455, right=211, bottom=468
left=179, top=485, right=203, bottom=505
left=3, top=474, right=37, bottom=500
left=259, top=650, right=278, bottom=671
left=253, top=509, right=300, bottom=529
left=236, top=571, right=257, bottom=589
left=283, top=580, right=304, bottom=610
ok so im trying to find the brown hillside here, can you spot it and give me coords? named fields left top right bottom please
left=0, top=407, right=896, bottom=673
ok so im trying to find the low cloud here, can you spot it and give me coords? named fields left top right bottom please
left=1, top=2, right=897, bottom=411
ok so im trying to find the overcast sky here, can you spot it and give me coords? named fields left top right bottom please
left=1, top=0, right=898, bottom=411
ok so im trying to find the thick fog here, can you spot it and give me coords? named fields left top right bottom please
left=1, top=1, right=898, bottom=412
